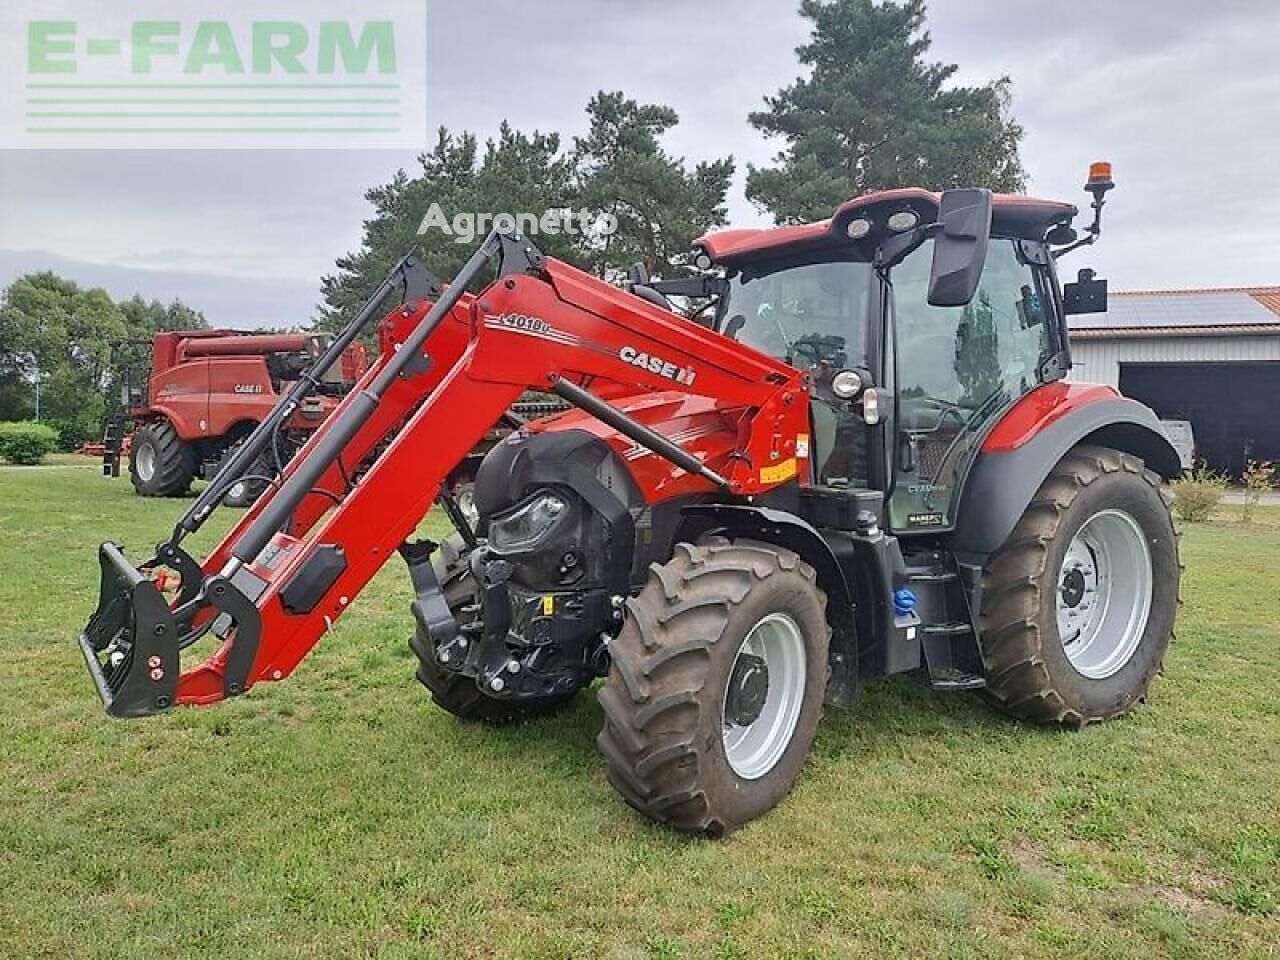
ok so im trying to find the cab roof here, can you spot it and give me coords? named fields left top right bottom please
left=698, top=188, right=1077, bottom=265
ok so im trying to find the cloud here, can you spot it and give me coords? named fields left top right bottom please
left=1, top=0, right=1278, bottom=323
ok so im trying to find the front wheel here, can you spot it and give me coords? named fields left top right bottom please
left=597, top=538, right=830, bottom=836
left=979, top=445, right=1180, bottom=727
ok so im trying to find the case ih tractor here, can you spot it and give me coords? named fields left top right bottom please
left=105, top=329, right=367, bottom=506
left=80, top=165, right=1182, bottom=835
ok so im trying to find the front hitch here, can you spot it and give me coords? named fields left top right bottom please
left=79, top=542, right=180, bottom=718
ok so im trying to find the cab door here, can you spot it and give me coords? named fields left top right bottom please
left=886, top=238, right=1057, bottom=533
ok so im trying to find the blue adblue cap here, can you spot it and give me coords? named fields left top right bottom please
left=893, top=587, right=918, bottom=617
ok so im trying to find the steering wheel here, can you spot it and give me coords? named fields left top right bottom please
left=899, top=394, right=967, bottom=433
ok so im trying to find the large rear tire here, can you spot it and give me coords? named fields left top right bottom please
left=129, top=420, right=196, bottom=497
left=408, top=534, right=579, bottom=723
left=978, top=445, right=1180, bottom=727
left=597, top=539, right=830, bottom=836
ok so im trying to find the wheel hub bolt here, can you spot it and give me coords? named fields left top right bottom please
left=490, top=676, right=505, bottom=692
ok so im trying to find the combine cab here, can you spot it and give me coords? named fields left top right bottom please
left=79, top=165, right=1183, bottom=834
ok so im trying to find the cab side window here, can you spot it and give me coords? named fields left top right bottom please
left=888, top=239, right=1052, bottom=531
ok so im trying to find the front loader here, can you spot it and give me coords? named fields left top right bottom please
left=81, top=165, right=1182, bottom=834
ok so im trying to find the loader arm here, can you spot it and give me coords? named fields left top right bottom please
left=81, top=229, right=811, bottom=717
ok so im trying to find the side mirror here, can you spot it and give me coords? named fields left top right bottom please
left=927, top=188, right=992, bottom=307
left=1063, top=268, right=1108, bottom=315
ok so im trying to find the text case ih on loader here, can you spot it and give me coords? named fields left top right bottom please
left=80, top=165, right=1182, bottom=835
left=104, top=329, right=368, bottom=507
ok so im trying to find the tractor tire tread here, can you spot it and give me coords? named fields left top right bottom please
left=596, top=540, right=828, bottom=836
left=129, top=420, right=196, bottom=497
left=978, top=444, right=1179, bottom=728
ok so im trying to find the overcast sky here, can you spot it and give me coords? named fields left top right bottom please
left=1, top=0, right=1277, bottom=328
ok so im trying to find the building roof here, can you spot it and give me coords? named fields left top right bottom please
left=1068, top=287, right=1280, bottom=338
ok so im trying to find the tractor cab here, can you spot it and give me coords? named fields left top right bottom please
left=698, top=171, right=1115, bottom=537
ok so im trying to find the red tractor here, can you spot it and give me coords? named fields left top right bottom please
left=81, top=166, right=1183, bottom=835
left=107, top=329, right=368, bottom=506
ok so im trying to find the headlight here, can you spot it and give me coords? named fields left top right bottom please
left=887, top=210, right=919, bottom=233
left=830, top=369, right=865, bottom=400
left=845, top=217, right=873, bottom=240
left=489, top=491, right=568, bottom=553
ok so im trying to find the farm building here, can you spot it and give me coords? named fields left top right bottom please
left=1068, top=287, right=1280, bottom=476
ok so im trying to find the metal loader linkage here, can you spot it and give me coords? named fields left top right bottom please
left=80, top=247, right=447, bottom=716
left=80, top=227, right=805, bottom=717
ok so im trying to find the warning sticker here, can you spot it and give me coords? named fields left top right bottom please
left=759, top=458, right=798, bottom=485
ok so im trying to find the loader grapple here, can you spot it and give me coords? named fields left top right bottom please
left=79, top=542, right=179, bottom=718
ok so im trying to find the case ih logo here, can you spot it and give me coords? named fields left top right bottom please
left=619, top=346, right=697, bottom=386
left=234, top=383, right=264, bottom=394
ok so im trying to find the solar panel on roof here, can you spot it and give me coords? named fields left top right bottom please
left=1068, top=291, right=1280, bottom=330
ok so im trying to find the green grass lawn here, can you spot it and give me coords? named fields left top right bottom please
left=0, top=463, right=1276, bottom=959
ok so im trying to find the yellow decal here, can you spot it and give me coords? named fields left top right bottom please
left=795, top=433, right=810, bottom=458
left=759, top=458, right=798, bottom=485
left=542, top=595, right=555, bottom=616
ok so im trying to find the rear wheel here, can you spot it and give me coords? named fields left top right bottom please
left=217, top=438, right=271, bottom=508
left=979, top=445, right=1180, bottom=726
left=408, top=534, right=579, bottom=723
left=129, top=420, right=196, bottom=497
left=597, top=539, right=830, bottom=836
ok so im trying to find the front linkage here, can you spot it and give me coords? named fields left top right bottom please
left=77, top=239, right=486, bottom=718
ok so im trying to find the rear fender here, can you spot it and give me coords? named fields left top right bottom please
left=675, top=504, right=858, bottom=706
left=949, top=385, right=1179, bottom=560
left=140, top=404, right=200, bottom=440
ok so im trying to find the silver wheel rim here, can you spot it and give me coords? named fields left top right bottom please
left=1056, top=509, right=1153, bottom=680
left=722, top=612, right=807, bottom=780
left=135, top=443, right=156, bottom=482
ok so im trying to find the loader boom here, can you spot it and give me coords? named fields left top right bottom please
left=82, top=229, right=810, bottom=716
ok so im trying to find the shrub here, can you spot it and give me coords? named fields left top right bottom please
left=1170, top=462, right=1227, bottom=523
left=0, top=421, right=59, bottom=465
left=47, top=416, right=101, bottom=452
left=1240, top=459, right=1276, bottom=524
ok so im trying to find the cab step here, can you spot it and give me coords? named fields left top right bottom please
left=927, top=670, right=987, bottom=691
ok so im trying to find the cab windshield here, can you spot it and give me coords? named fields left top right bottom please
left=725, top=259, right=874, bottom=370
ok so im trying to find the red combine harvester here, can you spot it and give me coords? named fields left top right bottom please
left=81, top=166, right=1183, bottom=834
left=104, top=329, right=368, bottom=506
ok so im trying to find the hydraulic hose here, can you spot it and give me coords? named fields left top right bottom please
left=228, top=234, right=502, bottom=565
left=169, top=251, right=425, bottom=548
